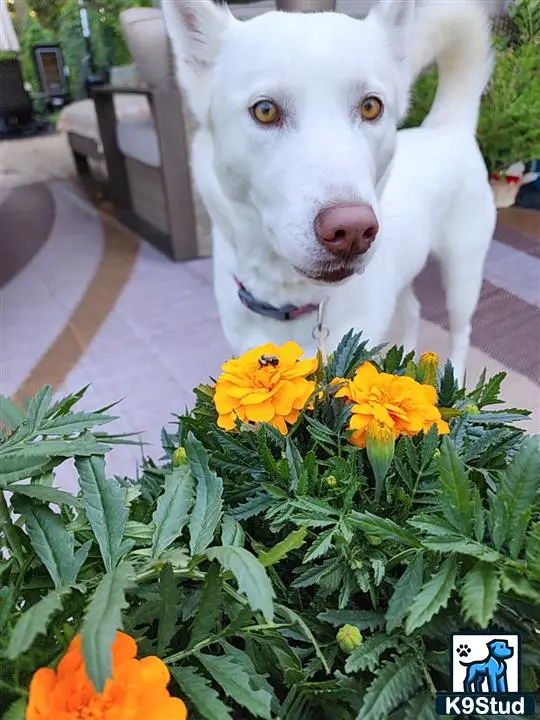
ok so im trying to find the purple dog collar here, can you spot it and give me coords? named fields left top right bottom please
left=234, top=277, right=318, bottom=322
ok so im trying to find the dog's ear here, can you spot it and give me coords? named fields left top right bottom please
left=369, top=0, right=416, bottom=118
left=163, top=0, right=236, bottom=120
left=371, top=0, right=416, bottom=63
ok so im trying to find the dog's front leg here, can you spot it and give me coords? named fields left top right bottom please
left=398, top=285, right=421, bottom=355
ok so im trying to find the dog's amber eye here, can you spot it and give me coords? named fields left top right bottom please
left=251, top=99, right=281, bottom=126
left=360, top=96, right=384, bottom=122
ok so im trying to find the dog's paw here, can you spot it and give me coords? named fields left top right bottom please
left=457, top=644, right=471, bottom=658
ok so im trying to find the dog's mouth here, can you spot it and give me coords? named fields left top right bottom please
left=295, top=265, right=357, bottom=284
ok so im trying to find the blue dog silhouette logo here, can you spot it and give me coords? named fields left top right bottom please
left=458, top=639, right=514, bottom=693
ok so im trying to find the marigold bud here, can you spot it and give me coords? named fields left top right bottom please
left=326, top=475, right=337, bottom=487
left=172, top=447, right=188, bottom=466
left=418, top=351, right=439, bottom=387
left=337, top=624, right=363, bottom=654
left=367, top=535, right=383, bottom=546
left=366, top=420, right=395, bottom=503
left=465, top=404, right=480, bottom=415
left=433, top=449, right=441, bottom=460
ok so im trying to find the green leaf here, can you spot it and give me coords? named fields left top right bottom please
left=358, top=655, right=423, bottom=720
left=3, top=698, right=28, bottom=720
left=438, top=437, right=472, bottom=533
left=405, top=555, right=458, bottom=634
left=404, top=693, right=438, bottom=720
left=386, top=553, right=424, bottom=633
left=189, top=562, right=222, bottom=648
left=285, top=437, right=304, bottom=491
left=318, top=609, right=384, bottom=632
left=205, top=546, right=274, bottom=622
left=420, top=536, right=500, bottom=563
left=279, top=604, right=331, bottom=674
left=76, top=455, right=128, bottom=573
left=345, top=634, right=398, bottom=673
left=258, top=527, right=308, bottom=567
left=221, top=515, right=245, bottom=547
left=303, top=527, right=335, bottom=563
left=494, top=435, right=540, bottom=557
left=3, top=438, right=110, bottom=458
left=171, top=665, right=232, bottom=720
left=0, top=453, right=51, bottom=485
left=151, top=466, right=195, bottom=558
left=7, top=587, right=71, bottom=658
left=198, top=653, right=272, bottom=719
left=230, top=494, right=273, bottom=521
left=9, top=482, right=81, bottom=507
left=21, top=502, right=85, bottom=587
left=41, top=410, right=116, bottom=435
left=157, top=564, right=179, bottom=655
left=0, top=395, right=24, bottom=432
left=186, top=433, right=223, bottom=556
left=526, top=524, right=540, bottom=580
left=81, top=563, right=133, bottom=692
left=349, top=511, right=422, bottom=547
left=7, top=386, right=52, bottom=444
left=461, top=562, right=500, bottom=628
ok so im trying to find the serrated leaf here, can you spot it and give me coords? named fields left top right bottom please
left=9, top=482, right=81, bottom=507
left=230, top=494, right=273, bottom=521
left=461, top=562, right=500, bottom=628
left=526, top=524, right=540, bottom=580
left=303, top=527, right=335, bottom=563
left=438, top=437, right=472, bottom=533
left=405, top=555, right=458, bottom=634
left=421, top=536, right=500, bottom=562
left=76, top=455, right=128, bottom=573
left=151, top=466, right=195, bottom=558
left=258, top=527, right=307, bottom=567
left=345, top=634, right=398, bottom=673
left=221, top=515, right=245, bottom=547
left=386, top=553, right=424, bottom=633
left=41, top=411, right=116, bottom=435
left=171, top=665, right=232, bottom=720
left=0, top=395, right=24, bottom=432
left=157, top=564, right=179, bottom=655
left=358, top=655, right=423, bottom=720
left=7, top=587, right=71, bottom=658
left=189, top=562, right=222, bottom=648
left=7, top=386, right=52, bottom=444
left=81, top=563, right=133, bottom=692
left=21, top=502, right=84, bottom=587
left=404, top=692, right=438, bottom=720
left=0, top=453, right=51, bottom=485
left=4, top=438, right=111, bottom=458
left=198, top=653, right=272, bottom=719
left=206, top=546, right=274, bottom=622
left=0, top=585, right=14, bottom=630
left=494, top=436, right=540, bottom=557
left=350, top=511, right=422, bottom=547
left=186, top=434, right=223, bottom=556
left=318, top=609, right=384, bottom=632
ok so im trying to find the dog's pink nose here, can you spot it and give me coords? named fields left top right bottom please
left=314, top=203, right=379, bottom=258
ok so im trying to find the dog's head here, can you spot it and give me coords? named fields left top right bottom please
left=487, top=640, right=514, bottom=661
left=164, top=0, right=416, bottom=283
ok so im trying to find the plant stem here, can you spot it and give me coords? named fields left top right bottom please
left=0, top=492, right=25, bottom=567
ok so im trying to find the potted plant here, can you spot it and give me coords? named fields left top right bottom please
left=1, top=334, right=539, bottom=719
left=403, top=0, right=540, bottom=209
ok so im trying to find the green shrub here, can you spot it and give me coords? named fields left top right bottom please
left=402, top=0, right=540, bottom=174
left=1, top=335, right=539, bottom=720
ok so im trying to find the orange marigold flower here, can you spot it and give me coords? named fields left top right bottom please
left=26, top=632, right=187, bottom=720
left=334, top=362, right=449, bottom=447
left=214, top=341, right=318, bottom=435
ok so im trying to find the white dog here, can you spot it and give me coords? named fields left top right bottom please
left=164, top=0, right=496, bottom=383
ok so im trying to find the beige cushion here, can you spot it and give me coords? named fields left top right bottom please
left=117, top=117, right=161, bottom=168
left=120, top=8, right=170, bottom=91
left=58, top=96, right=151, bottom=149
